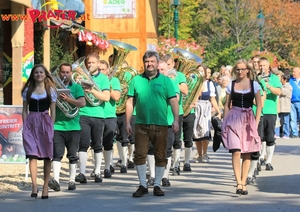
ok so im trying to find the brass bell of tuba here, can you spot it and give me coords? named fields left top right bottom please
left=51, top=68, right=79, bottom=118
left=71, top=56, right=102, bottom=106
left=173, top=48, right=204, bottom=117
left=108, top=40, right=138, bottom=114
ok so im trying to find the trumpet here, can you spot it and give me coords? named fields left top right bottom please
left=51, top=69, right=79, bottom=118
left=71, top=57, right=102, bottom=106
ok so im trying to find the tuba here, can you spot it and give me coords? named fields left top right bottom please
left=173, top=48, right=204, bottom=117
left=108, top=40, right=138, bottom=114
left=71, top=57, right=102, bottom=106
left=51, top=68, right=79, bottom=118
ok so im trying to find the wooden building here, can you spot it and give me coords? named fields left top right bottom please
left=0, top=0, right=159, bottom=105
left=0, top=0, right=33, bottom=105
left=84, top=0, right=158, bottom=71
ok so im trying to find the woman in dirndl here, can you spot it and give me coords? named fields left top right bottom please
left=222, top=59, right=262, bottom=195
left=193, top=65, right=221, bottom=163
left=21, top=64, right=57, bottom=199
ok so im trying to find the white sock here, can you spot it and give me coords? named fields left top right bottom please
left=103, top=150, right=112, bottom=170
left=69, top=163, right=76, bottom=182
left=121, top=146, right=128, bottom=166
left=184, top=147, right=192, bottom=164
left=90, top=148, right=95, bottom=166
left=260, top=142, right=266, bottom=160
left=265, top=145, right=275, bottom=164
left=163, top=157, right=172, bottom=179
left=248, top=160, right=257, bottom=178
left=147, top=155, right=155, bottom=178
left=154, top=166, right=165, bottom=187
left=94, top=152, right=103, bottom=174
left=128, top=144, right=135, bottom=162
left=78, top=151, right=88, bottom=175
left=173, top=149, right=181, bottom=168
left=136, top=164, right=147, bottom=188
left=52, top=161, right=61, bottom=183
left=110, top=149, right=114, bottom=166
left=117, top=141, right=123, bottom=161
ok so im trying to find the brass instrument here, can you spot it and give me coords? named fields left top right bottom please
left=173, top=48, right=204, bottom=116
left=108, top=40, right=138, bottom=114
left=71, top=57, right=102, bottom=106
left=51, top=68, right=79, bottom=118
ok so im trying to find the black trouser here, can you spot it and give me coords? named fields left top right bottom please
left=182, top=113, right=195, bottom=148
left=128, top=115, right=136, bottom=144
left=79, top=116, right=105, bottom=153
left=103, top=118, right=117, bottom=151
left=116, top=113, right=136, bottom=147
left=53, top=130, right=80, bottom=164
left=261, top=114, right=277, bottom=146
left=173, top=115, right=183, bottom=149
left=116, top=113, right=128, bottom=146
left=251, top=118, right=263, bottom=160
left=173, top=113, right=195, bottom=149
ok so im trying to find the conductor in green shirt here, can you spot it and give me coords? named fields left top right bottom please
left=126, top=50, right=179, bottom=197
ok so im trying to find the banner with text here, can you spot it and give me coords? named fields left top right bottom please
left=0, top=106, right=26, bottom=163
left=93, top=0, right=136, bottom=19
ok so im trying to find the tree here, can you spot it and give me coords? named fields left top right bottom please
left=195, top=0, right=261, bottom=69
left=157, top=0, right=300, bottom=69
left=158, top=0, right=202, bottom=40
left=259, top=0, right=300, bottom=67
left=34, top=29, right=77, bottom=70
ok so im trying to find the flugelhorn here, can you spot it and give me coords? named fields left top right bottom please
left=108, top=40, right=138, bottom=114
left=51, top=68, right=79, bottom=118
left=173, top=48, right=204, bottom=116
left=71, top=57, right=102, bottom=106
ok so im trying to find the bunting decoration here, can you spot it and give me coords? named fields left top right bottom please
left=77, top=29, right=110, bottom=50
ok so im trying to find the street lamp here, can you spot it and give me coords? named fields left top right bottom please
left=257, top=10, right=265, bottom=52
left=171, top=0, right=180, bottom=41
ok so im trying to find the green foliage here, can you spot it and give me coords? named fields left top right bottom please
left=193, top=0, right=261, bottom=69
left=34, top=29, right=76, bottom=70
left=158, top=0, right=202, bottom=40
left=203, top=38, right=239, bottom=70
left=34, top=29, right=44, bottom=65
left=157, top=0, right=300, bottom=68
left=50, top=33, right=76, bottom=70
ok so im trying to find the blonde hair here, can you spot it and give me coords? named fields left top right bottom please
left=231, top=59, right=255, bottom=80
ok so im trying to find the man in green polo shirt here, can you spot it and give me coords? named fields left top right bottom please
left=163, top=54, right=198, bottom=174
left=258, top=57, right=282, bottom=171
left=126, top=51, right=179, bottom=197
left=75, top=53, right=111, bottom=184
left=98, top=60, right=121, bottom=177
left=146, top=60, right=180, bottom=188
left=48, top=63, right=86, bottom=191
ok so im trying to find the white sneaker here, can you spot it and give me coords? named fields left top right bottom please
left=202, top=154, right=209, bottom=163
left=195, top=156, right=202, bottom=163
left=193, top=152, right=199, bottom=160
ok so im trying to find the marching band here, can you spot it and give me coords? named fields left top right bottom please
left=22, top=40, right=280, bottom=198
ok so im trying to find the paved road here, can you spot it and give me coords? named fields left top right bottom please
left=1, top=138, right=300, bottom=212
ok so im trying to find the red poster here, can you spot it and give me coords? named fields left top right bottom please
left=0, top=106, right=26, bottom=163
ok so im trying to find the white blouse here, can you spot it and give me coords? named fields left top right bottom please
left=22, top=87, right=57, bottom=102
left=226, top=81, right=261, bottom=94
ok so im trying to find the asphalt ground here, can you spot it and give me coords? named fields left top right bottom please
left=1, top=137, right=300, bottom=212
